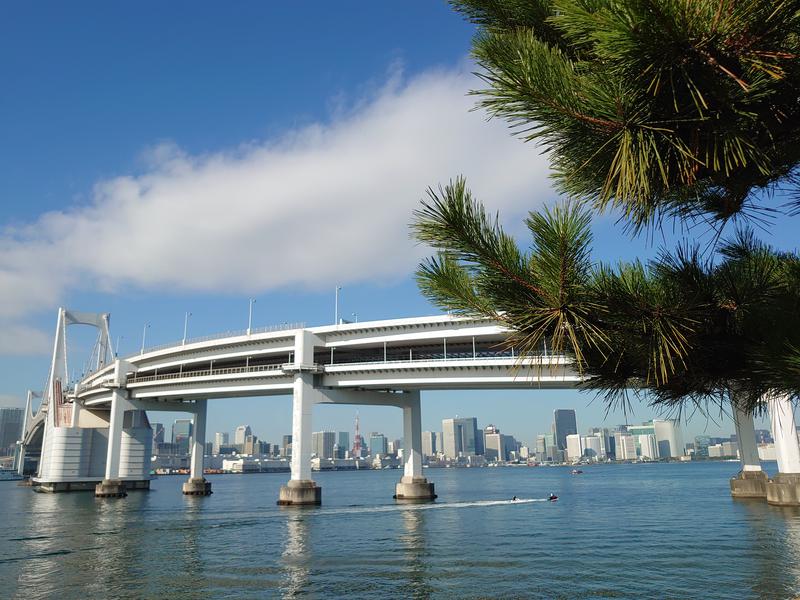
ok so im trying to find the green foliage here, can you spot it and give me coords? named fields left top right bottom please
left=413, top=178, right=800, bottom=413
left=452, top=0, right=800, bottom=229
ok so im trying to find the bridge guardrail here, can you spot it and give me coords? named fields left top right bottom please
left=128, top=363, right=284, bottom=384
left=80, top=352, right=568, bottom=391
left=121, top=322, right=305, bottom=359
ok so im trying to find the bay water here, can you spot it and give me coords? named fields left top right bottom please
left=1, top=462, right=799, bottom=599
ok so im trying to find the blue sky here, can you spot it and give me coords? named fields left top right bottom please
left=1, top=3, right=795, bottom=446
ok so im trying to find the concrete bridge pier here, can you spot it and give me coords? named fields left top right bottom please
left=183, top=399, right=212, bottom=496
left=95, top=388, right=128, bottom=498
left=278, top=331, right=322, bottom=506
left=766, top=392, right=800, bottom=506
left=730, top=403, right=767, bottom=498
left=394, top=392, right=436, bottom=502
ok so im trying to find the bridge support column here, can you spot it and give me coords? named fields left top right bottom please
left=730, top=403, right=766, bottom=498
left=279, top=330, right=321, bottom=506
left=95, top=389, right=127, bottom=498
left=766, top=392, right=800, bottom=506
left=394, top=392, right=436, bottom=501
left=183, top=399, right=212, bottom=496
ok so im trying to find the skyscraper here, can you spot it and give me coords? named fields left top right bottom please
left=0, top=407, right=23, bottom=456
left=553, top=409, right=578, bottom=450
left=369, top=433, right=388, bottom=456
left=172, top=419, right=193, bottom=455
left=421, top=431, right=437, bottom=457
left=312, top=431, right=336, bottom=459
left=151, top=422, right=165, bottom=446
left=213, top=432, right=229, bottom=454
left=282, top=434, right=292, bottom=457
left=442, top=417, right=479, bottom=458
left=565, top=433, right=583, bottom=461
left=337, top=431, right=350, bottom=455
left=234, top=425, right=252, bottom=448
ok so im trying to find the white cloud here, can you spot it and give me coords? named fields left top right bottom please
left=0, top=64, right=554, bottom=355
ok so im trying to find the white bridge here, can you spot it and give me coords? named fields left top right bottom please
left=17, top=307, right=800, bottom=506
left=18, top=308, right=578, bottom=502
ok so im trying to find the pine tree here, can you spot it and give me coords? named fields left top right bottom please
left=451, top=0, right=800, bottom=230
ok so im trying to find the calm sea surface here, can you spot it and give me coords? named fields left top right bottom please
left=1, top=462, right=799, bottom=599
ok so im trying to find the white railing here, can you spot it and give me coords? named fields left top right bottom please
left=324, top=353, right=564, bottom=368
left=123, top=322, right=305, bottom=358
left=129, top=363, right=285, bottom=383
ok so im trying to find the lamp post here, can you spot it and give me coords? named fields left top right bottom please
left=140, top=323, right=150, bottom=355
left=335, top=286, right=342, bottom=325
left=248, top=298, right=256, bottom=335
left=183, top=312, right=192, bottom=345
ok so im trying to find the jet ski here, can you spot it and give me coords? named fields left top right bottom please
left=548, top=493, right=558, bottom=502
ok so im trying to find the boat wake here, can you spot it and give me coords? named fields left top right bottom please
left=316, top=498, right=547, bottom=517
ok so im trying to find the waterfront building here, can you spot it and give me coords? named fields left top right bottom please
left=652, top=419, right=684, bottom=458
left=151, top=422, right=165, bottom=446
left=243, top=434, right=260, bottom=455
left=629, top=420, right=684, bottom=458
left=234, top=425, right=252, bottom=448
left=421, top=431, right=437, bottom=457
left=172, top=419, right=193, bottom=455
left=582, top=435, right=604, bottom=460
left=369, top=433, right=388, bottom=457
left=0, top=407, right=24, bottom=456
left=442, top=417, right=480, bottom=458
left=281, top=434, right=292, bottom=457
left=638, top=434, right=659, bottom=460
left=565, top=434, right=583, bottom=461
left=709, top=442, right=738, bottom=458
left=312, top=431, right=336, bottom=459
left=758, top=443, right=777, bottom=461
left=553, top=409, right=578, bottom=450
left=615, top=433, right=637, bottom=460
left=213, top=432, right=229, bottom=454
left=484, top=427, right=515, bottom=462
left=434, top=431, right=444, bottom=455
left=337, top=432, right=350, bottom=455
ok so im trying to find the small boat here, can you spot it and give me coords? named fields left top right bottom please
left=570, top=469, right=583, bottom=475
left=548, top=494, right=558, bottom=502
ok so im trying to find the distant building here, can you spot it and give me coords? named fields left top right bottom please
left=758, top=443, right=776, bottom=461
left=312, top=431, right=336, bottom=459
left=638, top=434, right=659, bottom=460
left=652, top=419, right=684, bottom=458
left=172, top=419, right=193, bottom=455
left=213, top=432, right=229, bottom=454
left=337, top=432, right=350, bottom=455
left=553, top=409, right=578, bottom=450
left=0, top=407, right=23, bottom=456
left=435, top=432, right=444, bottom=455
left=234, top=425, right=252, bottom=448
left=243, top=434, right=260, bottom=455
left=709, top=442, right=738, bottom=458
left=151, top=422, right=165, bottom=446
left=421, top=431, right=437, bottom=457
left=369, top=433, right=388, bottom=457
left=484, top=426, right=516, bottom=462
left=442, top=417, right=480, bottom=458
left=614, top=433, right=637, bottom=460
left=565, top=434, right=583, bottom=461
left=582, top=435, right=604, bottom=460
left=282, top=434, right=292, bottom=457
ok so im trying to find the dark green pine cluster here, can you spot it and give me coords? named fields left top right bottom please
left=413, top=179, right=800, bottom=416
left=452, top=0, right=800, bottom=231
